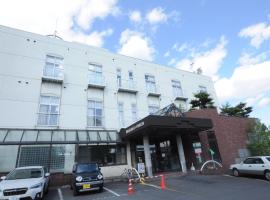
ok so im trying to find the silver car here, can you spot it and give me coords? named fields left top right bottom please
left=230, top=156, right=270, bottom=181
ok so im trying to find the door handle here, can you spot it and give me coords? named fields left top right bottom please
left=248, top=165, right=252, bottom=167
left=262, top=165, right=265, bottom=167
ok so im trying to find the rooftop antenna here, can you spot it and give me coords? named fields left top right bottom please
left=54, top=18, right=58, bottom=38
left=46, top=18, right=63, bottom=40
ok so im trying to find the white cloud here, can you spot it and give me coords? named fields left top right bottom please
left=71, top=29, right=113, bottom=47
left=215, top=61, right=270, bottom=102
left=164, top=51, right=170, bottom=57
left=0, top=0, right=117, bottom=47
left=118, top=29, right=155, bottom=61
left=239, top=22, right=270, bottom=48
left=129, top=11, right=142, bottom=23
left=176, top=36, right=228, bottom=79
left=76, top=0, right=119, bottom=30
left=146, top=7, right=168, bottom=25
left=258, top=97, right=270, bottom=108
left=238, top=51, right=269, bottom=66
left=245, top=94, right=264, bottom=107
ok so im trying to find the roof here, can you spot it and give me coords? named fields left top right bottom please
left=120, top=104, right=213, bottom=139
left=0, top=129, right=121, bottom=145
left=15, top=166, right=43, bottom=169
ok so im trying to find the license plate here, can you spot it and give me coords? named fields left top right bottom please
left=83, top=184, right=91, bottom=189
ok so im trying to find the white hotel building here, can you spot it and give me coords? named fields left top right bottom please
left=0, top=25, right=218, bottom=178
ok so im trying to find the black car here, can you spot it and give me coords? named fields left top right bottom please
left=71, top=163, right=104, bottom=196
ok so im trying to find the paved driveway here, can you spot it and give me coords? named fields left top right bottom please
left=45, top=174, right=269, bottom=200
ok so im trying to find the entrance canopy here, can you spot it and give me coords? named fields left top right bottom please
left=0, top=128, right=120, bottom=145
left=120, top=104, right=213, bottom=140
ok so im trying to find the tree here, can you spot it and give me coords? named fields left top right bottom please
left=247, top=119, right=270, bottom=156
left=220, top=102, right=252, bottom=117
left=190, top=91, right=215, bottom=109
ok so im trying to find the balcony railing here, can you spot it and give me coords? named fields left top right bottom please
left=42, top=67, right=64, bottom=83
left=117, top=80, right=137, bottom=93
left=146, top=84, right=161, bottom=97
left=173, top=89, right=188, bottom=101
left=88, top=74, right=106, bottom=89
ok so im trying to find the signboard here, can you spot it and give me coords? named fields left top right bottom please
left=195, top=148, right=202, bottom=154
left=137, top=162, right=145, bottom=174
left=209, top=148, right=215, bottom=155
left=126, top=121, right=144, bottom=135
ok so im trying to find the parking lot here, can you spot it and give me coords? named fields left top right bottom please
left=45, top=174, right=269, bottom=200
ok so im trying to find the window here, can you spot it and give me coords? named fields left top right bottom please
left=254, top=158, right=264, bottom=164
left=131, top=104, right=137, bottom=122
left=148, top=105, right=159, bottom=114
left=78, top=145, right=127, bottom=166
left=172, top=80, right=183, bottom=97
left=43, top=55, right=63, bottom=78
left=266, top=157, right=270, bottom=162
left=129, top=71, right=134, bottom=81
left=145, top=75, right=156, bottom=93
left=118, top=102, right=124, bottom=127
left=117, top=69, right=122, bottom=87
left=243, top=158, right=255, bottom=164
left=88, top=63, right=103, bottom=84
left=87, top=100, right=103, bottom=127
left=18, top=146, right=66, bottom=171
left=199, top=85, right=207, bottom=92
left=38, top=96, right=60, bottom=126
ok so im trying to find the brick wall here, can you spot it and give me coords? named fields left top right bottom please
left=186, top=109, right=252, bottom=170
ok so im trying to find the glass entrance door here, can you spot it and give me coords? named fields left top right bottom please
left=151, top=137, right=180, bottom=173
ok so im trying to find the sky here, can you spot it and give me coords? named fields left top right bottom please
left=0, top=0, right=270, bottom=125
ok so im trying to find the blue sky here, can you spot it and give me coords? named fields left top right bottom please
left=1, top=0, right=270, bottom=125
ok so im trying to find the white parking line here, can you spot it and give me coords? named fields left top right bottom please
left=141, top=183, right=161, bottom=189
left=103, top=187, right=121, bottom=197
left=58, top=188, right=64, bottom=200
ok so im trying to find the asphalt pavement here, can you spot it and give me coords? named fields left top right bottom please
left=45, top=174, right=270, bottom=200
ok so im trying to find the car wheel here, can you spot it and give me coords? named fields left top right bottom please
left=233, top=168, right=240, bottom=177
left=73, top=188, right=78, bottom=196
left=264, top=170, right=270, bottom=181
left=99, top=186, right=103, bottom=193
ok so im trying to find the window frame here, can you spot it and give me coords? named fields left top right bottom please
left=37, top=95, right=60, bottom=126
left=118, top=102, right=124, bottom=127
left=43, top=54, right=64, bottom=78
left=87, top=99, right=104, bottom=127
left=171, top=80, right=183, bottom=97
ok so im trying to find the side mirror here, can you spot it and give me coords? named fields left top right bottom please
left=0, top=176, right=6, bottom=180
left=45, top=173, right=50, bottom=177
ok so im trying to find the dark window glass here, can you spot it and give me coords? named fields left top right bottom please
left=266, top=157, right=270, bottom=162
left=76, top=163, right=98, bottom=173
left=6, top=168, right=42, bottom=180
left=254, top=158, right=264, bottom=164
left=78, top=145, right=126, bottom=166
left=243, top=158, right=255, bottom=164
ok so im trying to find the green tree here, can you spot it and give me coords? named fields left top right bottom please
left=220, top=102, right=252, bottom=117
left=248, top=119, right=270, bottom=156
left=190, top=91, right=215, bottom=109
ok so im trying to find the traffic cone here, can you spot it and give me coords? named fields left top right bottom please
left=128, top=179, right=135, bottom=195
left=160, top=175, right=166, bottom=190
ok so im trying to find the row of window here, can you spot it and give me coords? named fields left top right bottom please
left=43, top=55, right=192, bottom=98
left=37, top=96, right=161, bottom=127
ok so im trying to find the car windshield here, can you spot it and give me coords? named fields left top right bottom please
left=76, top=164, right=98, bottom=173
left=6, top=168, right=43, bottom=180
left=266, top=157, right=270, bottom=162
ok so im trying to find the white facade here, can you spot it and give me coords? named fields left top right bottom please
left=0, top=25, right=218, bottom=177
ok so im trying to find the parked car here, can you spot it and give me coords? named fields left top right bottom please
left=71, top=163, right=104, bottom=196
left=230, top=156, right=270, bottom=180
left=0, top=166, right=50, bottom=200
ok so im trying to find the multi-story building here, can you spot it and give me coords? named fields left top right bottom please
left=0, top=25, right=219, bottom=179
